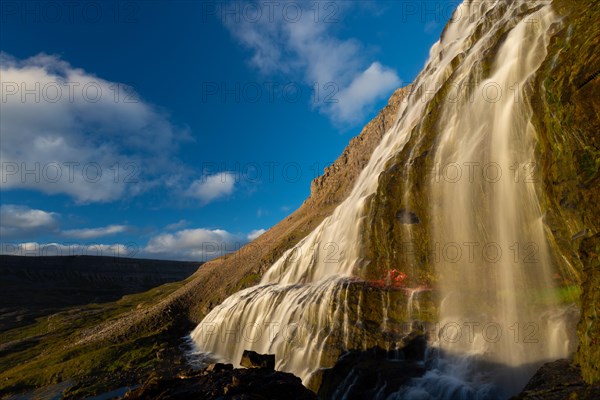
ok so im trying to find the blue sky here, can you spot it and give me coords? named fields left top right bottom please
left=0, top=0, right=456, bottom=261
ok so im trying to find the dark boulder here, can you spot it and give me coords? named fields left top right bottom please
left=240, top=350, right=275, bottom=370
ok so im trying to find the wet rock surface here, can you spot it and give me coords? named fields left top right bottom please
left=512, top=359, right=600, bottom=400
left=317, top=334, right=427, bottom=399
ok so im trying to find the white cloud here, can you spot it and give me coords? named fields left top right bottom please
left=223, top=2, right=401, bottom=125
left=0, top=203, right=131, bottom=241
left=144, top=228, right=244, bottom=261
left=0, top=204, right=59, bottom=239
left=186, top=172, right=236, bottom=204
left=247, top=229, right=266, bottom=241
left=165, top=219, right=189, bottom=231
left=331, top=62, right=401, bottom=124
left=0, top=53, right=188, bottom=203
left=0, top=241, right=134, bottom=258
left=2, top=226, right=266, bottom=261
left=62, top=224, right=128, bottom=239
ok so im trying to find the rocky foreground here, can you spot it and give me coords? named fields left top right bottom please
left=122, top=366, right=316, bottom=400
left=119, top=347, right=600, bottom=400
left=122, top=351, right=316, bottom=400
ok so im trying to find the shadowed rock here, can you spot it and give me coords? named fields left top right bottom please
left=240, top=350, right=275, bottom=370
left=513, top=359, right=600, bottom=400
left=317, top=334, right=427, bottom=399
left=121, top=365, right=316, bottom=400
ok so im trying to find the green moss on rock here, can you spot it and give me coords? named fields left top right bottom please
left=531, top=0, right=600, bottom=384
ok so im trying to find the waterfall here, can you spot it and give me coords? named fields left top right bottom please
left=191, top=1, right=575, bottom=397
left=422, top=0, right=567, bottom=396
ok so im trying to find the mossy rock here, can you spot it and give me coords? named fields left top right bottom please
left=531, top=0, right=600, bottom=384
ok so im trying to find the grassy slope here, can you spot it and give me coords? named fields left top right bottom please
left=0, top=278, right=192, bottom=397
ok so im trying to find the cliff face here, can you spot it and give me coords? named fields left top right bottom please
left=361, top=0, right=599, bottom=385
left=308, top=87, right=411, bottom=207
left=534, top=0, right=600, bottom=383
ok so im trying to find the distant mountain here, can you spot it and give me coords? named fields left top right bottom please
left=0, top=255, right=200, bottom=332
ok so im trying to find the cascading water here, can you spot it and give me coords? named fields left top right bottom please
left=191, top=1, right=576, bottom=398
left=410, top=1, right=569, bottom=398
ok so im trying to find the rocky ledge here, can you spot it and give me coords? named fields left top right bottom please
left=122, top=352, right=316, bottom=400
